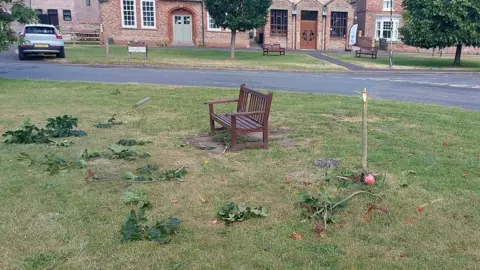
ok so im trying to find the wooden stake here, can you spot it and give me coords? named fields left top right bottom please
left=361, top=88, right=368, bottom=172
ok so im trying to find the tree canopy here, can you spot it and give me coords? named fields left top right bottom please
left=205, top=0, right=272, bottom=59
left=400, top=0, right=480, bottom=66
left=0, top=0, right=37, bottom=51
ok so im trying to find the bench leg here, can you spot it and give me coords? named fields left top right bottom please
left=210, top=119, right=215, bottom=135
left=231, top=117, right=238, bottom=151
left=263, top=126, right=269, bottom=150
left=209, top=104, right=215, bottom=135
left=231, top=129, right=238, bottom=151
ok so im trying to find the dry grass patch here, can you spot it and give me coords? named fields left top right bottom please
left=59, top=45, right=346, bottom=72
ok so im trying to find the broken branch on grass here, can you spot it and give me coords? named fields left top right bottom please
left=300, top=190, right=390, bottom=229
left=133, top=97, right=151, bottom=109
left=197, top=193, right=207, bottom=203
left=331, top=191, right=389, bottom=215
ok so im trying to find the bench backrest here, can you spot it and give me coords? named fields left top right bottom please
left=237, top=84, right=273, bottom=124
left=361, top=47, right=377, bottom=52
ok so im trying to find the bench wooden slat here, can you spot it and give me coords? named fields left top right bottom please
left=213, top=114, right=262, bottom=130
left=207, top=84, right=273, bottom=151
left=239, top=115, right=262, bottom=127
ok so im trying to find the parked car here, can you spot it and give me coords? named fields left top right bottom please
left=18, top=24, right=65, bottom=60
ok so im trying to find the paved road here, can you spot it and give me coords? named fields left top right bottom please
left=1, top=49, right=480, bottom=110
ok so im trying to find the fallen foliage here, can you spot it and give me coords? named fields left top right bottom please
left=94, top=114, right=123, bottom=129
left=123, top=165, right=187, bottom=182
left=108, top=145, right=150, bottom=161
left=217, top=202, right=268, bottom=224
left=3, top=120, right=52, bottom=144
left=117, top=139, right=152, bottom=146
left=121, top=189, right=182, bottom=243
left=45, top=115, right=87, bottom=137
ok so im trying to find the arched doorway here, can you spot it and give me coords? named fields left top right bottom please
left=170, top=8, right=194, bottom=45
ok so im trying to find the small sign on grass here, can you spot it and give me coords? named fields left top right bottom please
left=127, top=44, right=148, bottom=60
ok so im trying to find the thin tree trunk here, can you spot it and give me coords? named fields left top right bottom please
left=230, top=30, right=237, bottom=60
left=453, top=44, right=462, bottom=66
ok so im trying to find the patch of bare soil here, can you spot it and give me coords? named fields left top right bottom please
left=184, top=128, right=296, bottom=154
left=184, top=135, right=227, bottom=154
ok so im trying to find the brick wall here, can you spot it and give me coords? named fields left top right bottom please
left=324, top=0, right=355, bottom=51
left=361, top=0, right=403, bottom=38
left=264, top=0, right=354, bottom=51
left=100, top=0, right=248, bottom=48
left=264, top=0, right=292, bottom=49
left=29, top=0, right=100, bottom=32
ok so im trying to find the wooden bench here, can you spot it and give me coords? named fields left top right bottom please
left=263, top=43, right=285, bottom=56
left=207, top=84, right=273, bottom=151
left=355, top=47, right=378, bottom=59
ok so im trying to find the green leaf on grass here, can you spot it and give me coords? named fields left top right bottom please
left=121, top=191, right=182, bottom=244
left=123, top=171, right=136, bottom=180
left=218, top=202, right=268, bottom=223
left=117, top=139, right=152, bottom=146
left=46, top=115, right=87, bottom=138
left=74, top=159, right=88, bottom=169
left=81, top=149, right=101, bottom=160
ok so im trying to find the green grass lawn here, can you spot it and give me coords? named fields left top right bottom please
left=326, top=52, right=480, bottom=69
left=59, top=45, right=344, bottom=72
left=1, top=79, right=480, bottom=269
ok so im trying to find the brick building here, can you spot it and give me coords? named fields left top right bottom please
left=99, top=0, right=249, bottom=47
left=355, top=0, right=480, bottom=54
left=262, top=0, right=355, bottom=51
left=99, top=0, right=355, bottom=50
left=27, top=0, right=101, bottom=32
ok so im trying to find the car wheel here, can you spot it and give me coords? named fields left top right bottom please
left=58, top=47, right=65, bottom=58
left=19, top=49, right=26, bottom=61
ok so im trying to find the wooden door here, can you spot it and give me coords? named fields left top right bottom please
left=173, top=15, right=192, bottom=43
left=300, top=11, right=318, bottom=50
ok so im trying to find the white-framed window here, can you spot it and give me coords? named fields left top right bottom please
left=207, top=12, right=221, bottom=31
left=383, top=0, right=393, bottom=10
left=375, top=18, right=400, bottom=41
left=121, top=0, right=136, bottom=28
left=141, top=0, right=155, bottom=28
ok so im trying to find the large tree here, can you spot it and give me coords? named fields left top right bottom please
left=0, top=0, right=37, bottom=52
left=205, top=0, right=272, bottom=60
left=400, top=0, right=480, bottom=66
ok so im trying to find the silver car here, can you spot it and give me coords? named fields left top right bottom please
left=18, top=24, right=65, bottom=60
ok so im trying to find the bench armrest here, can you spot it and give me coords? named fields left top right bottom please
left=226, top=111, right=265, bottom=117
left=205, top=99, right=239, bottom=105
